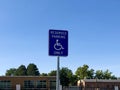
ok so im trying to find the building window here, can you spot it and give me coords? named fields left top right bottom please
left=0, top=80, right=11, bottom=89
left=36, top=80, right=46, bottom=88
left=50, top=80, right=56, bottom=90
left=24, top=80, right=34, bottom=88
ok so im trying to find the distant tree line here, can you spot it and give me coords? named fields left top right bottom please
left=6, top=63, right=39, bottom=76
left=5, top=64, right=117, bottom=86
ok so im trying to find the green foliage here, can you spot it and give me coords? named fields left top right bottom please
left=48, top=70, right=56, bottom=76
left=5, top=63, right=118, bottom=86
left=6, top=63, right=40, bottom=76
left=111, top=75, right=117, bottom=79
left=75, top=64, right=92, bottom=79
left=5, top=68, right=17, bottom=76
left=40, top=73, right=48, bottom=76
left=95, top=69, right=117, bottom=79
left=87, top=69, right=94, bottom=79
left=48, top=67, right=75, bottom=86
left=48, top=68, right=73, bottom=86
left=75, top=64, right=117, bottom=80
left=27, top=63, right=40, bottom=76
left=60, top=67, right=70, bottom=86
left=16, top=65, right=27, bottom=76
left=103, top=69, right=112, bottom=79
left=95, top=70, right=104, bottom=79
left=70, top=75, right=78, bottom=86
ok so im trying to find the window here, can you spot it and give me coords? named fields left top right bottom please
left=24, top=80, right=34, bottom=88
left=0, top=80, right=11, bottom=89
left=50, top=80, right=56, bottom=90
left=36, top=80, right=46, bottom=88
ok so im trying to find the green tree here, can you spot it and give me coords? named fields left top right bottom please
left=70, top=75, right=78, bottom=86
left=27, top=63, right=40, bottom=76
left=16, top=65, right=27, bottom=76
left=95, top=69, right=117, bottom=79
left=60, top=67, right=73, bottom=86
left=87, top=69, right=94, bottom=79
left=75, top=64, right=89, bottom=79
left=48, top=70, right=56, bottom=76
left=5, top=68, right=17, bottom=76
left=95, top=70, right=104, bottom=79
left=40, top=73, right=48, bottom=76
left=111, top=75, right=117, bottom=79
left=103, top=69, right=112, bottom=79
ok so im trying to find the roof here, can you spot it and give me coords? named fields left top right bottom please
left=0, top=76, right=55, bottom=77
left=82, top=79, right=120, bottom=82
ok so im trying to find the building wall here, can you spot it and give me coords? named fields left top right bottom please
left=0, top=76, right=56, bottom=90
left=78, top=79, right=120, bottom=89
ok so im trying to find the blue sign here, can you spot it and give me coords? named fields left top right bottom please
left=49, top=29, right=68, bottom=56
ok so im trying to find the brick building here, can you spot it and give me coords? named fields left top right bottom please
left=77, top=79, right=120, bottom=90
left=1, top=76, right=120, bottom=90
left=0, top=76, right=56, bottom=90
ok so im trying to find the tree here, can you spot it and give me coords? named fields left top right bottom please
left=6, top=68, right=17, bottom=76
left=95, top=69, right=117, bottom=79
left=95, top=70, right=104, bottom=79
left=75, top=64, right=89, bottom=79
left=60, top=67, right=73, bottom=86
left=48, top=70, right=56, bottom=76
left=103, top=69, right=112, bottom=79
left=48, top=67, right=76, bottom=86
left=41, top=73, right=48, bottom=76
left=70, top=75, right=78, bottom=86
left=16, top=65, right=27, bottom=76
left=87, top=69, right=94, bottom=79
left=111, top=75, right=117, bottom=79
left=75, top=64, right=95, bottom=79
left=27, top=63, right=40, bottom=76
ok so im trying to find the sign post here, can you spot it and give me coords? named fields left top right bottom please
left=57, top=56, right=60, bottom=90
left=49, top=29, right=68, bottom=90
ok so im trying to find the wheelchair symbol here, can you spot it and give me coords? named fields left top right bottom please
left=54, top=39, right=64, bottom=50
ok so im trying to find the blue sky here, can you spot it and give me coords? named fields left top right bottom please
left=0, top=0, right=120, bottom=76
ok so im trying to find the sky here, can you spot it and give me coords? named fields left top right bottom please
left=0, top=0, right=120, bottom=77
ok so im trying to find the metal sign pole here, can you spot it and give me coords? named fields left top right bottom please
left=49, top=30, right=68, bottom=90
left=56, top=56, right=60, bottom=90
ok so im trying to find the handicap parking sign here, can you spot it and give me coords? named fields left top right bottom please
left=49, top=29, right=68, bottom=56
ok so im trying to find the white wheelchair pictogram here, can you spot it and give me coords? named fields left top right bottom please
left=54, top=39, right=64, bottom=50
